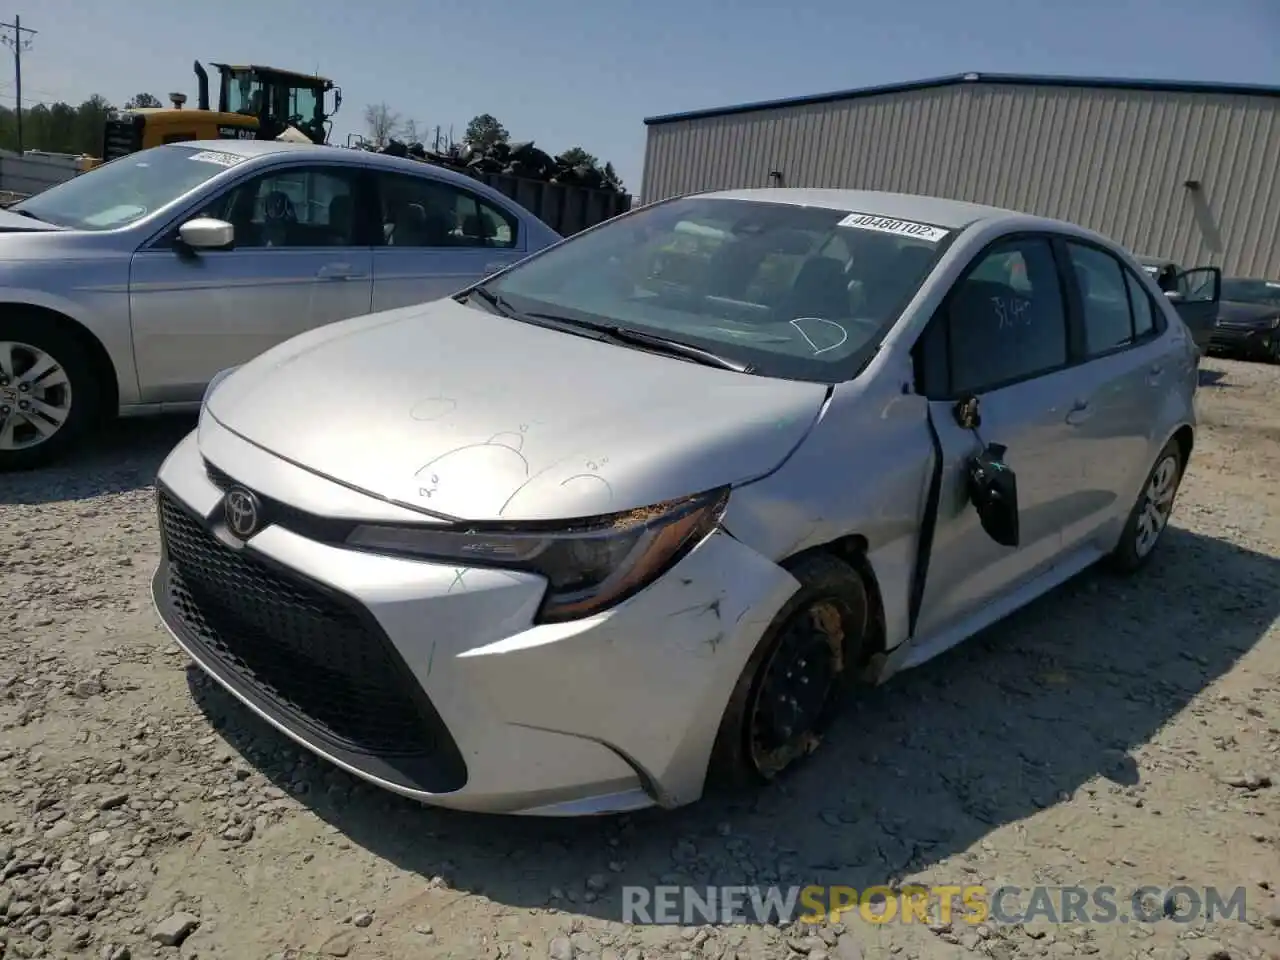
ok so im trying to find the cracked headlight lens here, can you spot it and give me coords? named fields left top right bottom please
left=345, top=487, right=729, bottom=622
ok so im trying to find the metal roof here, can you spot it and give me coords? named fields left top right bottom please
left=643, top=72, right=1280, bottom=126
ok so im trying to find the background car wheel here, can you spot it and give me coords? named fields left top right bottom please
left=708, top=552, right=871, bottom=791
left=1269, top=338, right=1280, bottom=365
left=0, top=316, right=99, bottom=471
left=1106, top=438, right=1184, bottom=575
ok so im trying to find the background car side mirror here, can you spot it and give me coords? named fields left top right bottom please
left=178, top=217, right=235, bottom=252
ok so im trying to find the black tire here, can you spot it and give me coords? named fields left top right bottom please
left=0, top=315, right=101, bottom=471
left=707, top=552, right=871, bottom=790
left=1268, top=338, right=1280, bottom=365
left=1106, top=437, right=1184, bottom=575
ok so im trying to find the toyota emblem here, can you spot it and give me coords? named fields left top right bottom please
left=223, top=487, right=262, bottom=539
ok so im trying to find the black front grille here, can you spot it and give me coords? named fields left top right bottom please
left=102, top=116, right=143, bottom=162
left=203, top=459, right=358, bottom=544
left=155, top=488, right=466, bottom=792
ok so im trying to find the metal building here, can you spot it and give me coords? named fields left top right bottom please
left=641, top=73, right=1280, bottom=278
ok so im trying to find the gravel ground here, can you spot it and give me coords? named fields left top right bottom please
left=0, top=356, right=1278, bottom=960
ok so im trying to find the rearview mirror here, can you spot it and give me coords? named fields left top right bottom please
left=1175, top=265, right=1221, bottom=304
left=178, top=217, right=234, bottom=251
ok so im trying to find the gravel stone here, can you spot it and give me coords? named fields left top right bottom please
left=0, top=358, right=1277, bottom=957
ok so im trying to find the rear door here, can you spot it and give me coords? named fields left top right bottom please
left=130, top=162, right=374, bottom=401
left=369, top=169, right=528, bottom=312
left=1053, top=239, right=1170, bottom=551
left=911, top=234, right=1089, bottom=639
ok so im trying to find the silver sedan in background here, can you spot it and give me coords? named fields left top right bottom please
left=0, top=141, right=561, bottom=469
left=153, top=188, right=1209, bottom=816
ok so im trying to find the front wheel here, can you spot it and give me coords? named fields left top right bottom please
left=0, top=318, right=99, bottom=471
left=708, top=553, right=871, bottom=789
left=1106, top=438, right=1184, bottom=574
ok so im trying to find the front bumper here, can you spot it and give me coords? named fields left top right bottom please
left=1207, top=324, right=1277, bottom=356
left=151, top=420, right=799, bottom=816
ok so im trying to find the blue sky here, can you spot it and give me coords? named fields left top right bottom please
left=14, top=0, right=1279, bottom=196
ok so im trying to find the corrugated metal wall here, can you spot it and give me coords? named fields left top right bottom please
left=642, top=83, right=1280, bottom=278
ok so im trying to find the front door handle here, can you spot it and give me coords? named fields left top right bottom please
left=318, top=263, right=360, bottom=280
left=1065, top=398, right=1090, bottom=426
left=1147, top=362, right=1164, bottom=384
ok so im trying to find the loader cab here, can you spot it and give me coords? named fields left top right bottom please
left=210, top=63, right=341, bottom=145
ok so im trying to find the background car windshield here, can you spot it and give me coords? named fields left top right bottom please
left=483, top=196, right=948, bottom=381
left=11, top=146, right=240, bottom=230
left=1222, top=278, right=1280, bottom=307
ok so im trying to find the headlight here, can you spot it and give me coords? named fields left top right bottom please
left=345, top=487, right=729, bottom=623
left=202, top=366, right=240, bottom=405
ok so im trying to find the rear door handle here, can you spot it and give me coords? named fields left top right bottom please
left=483, top=261, right=506, bottom=274
left=1065, top=399, right=1090, bottom=425
left=317, top=263, right=362, bottom=280
left=1148, top=363, right=1164, bottom=381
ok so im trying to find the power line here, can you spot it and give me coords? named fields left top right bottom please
left=0, top=14, right=35, bottom=152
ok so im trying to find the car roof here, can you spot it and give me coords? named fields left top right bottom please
left=692, top=187, right=1051, bottom=231
left=1135, top=254, right=1178, bottom=268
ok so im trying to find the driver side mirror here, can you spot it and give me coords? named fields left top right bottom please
left=1172, top=265, right=1221, bottom=304
left=178, top=217, right=234, bottom=251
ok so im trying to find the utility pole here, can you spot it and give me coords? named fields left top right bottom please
left=0, top=15, right=35, bottom=153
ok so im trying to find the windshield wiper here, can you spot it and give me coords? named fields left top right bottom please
left=459, top=288, right=752, bottom=372
left=459, top=285, right=519, bottom=318
left=589, top=324, right=754, bottom=373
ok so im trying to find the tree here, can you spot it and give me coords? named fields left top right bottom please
left=602, top=162, right=624, bottom=191
left=125, top=93, right=162, bottom=109
left=463, top=113, right=508, bottom=151
left=557, top=146, right=598, bottom=169
left=363, top=102, right=401, bottom=148
left=0, top=95, right=115, bottom=155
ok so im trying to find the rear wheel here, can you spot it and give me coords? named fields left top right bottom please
left=708, top=553, right=871, bottom=789
left=1106, top=438, right=1183, bottom=574
left=0, top=317, right=100, bottom=471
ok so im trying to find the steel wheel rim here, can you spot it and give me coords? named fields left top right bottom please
left=747, top=597, right=855, bottom=779
left=1134, top=454, right=1179, bottom=558
left=0, top=340, right=74, bottom=452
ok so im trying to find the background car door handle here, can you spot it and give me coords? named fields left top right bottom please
left=483, top=261, right=506, bottom=274
left=1065, top=399, right=1090, bottom=425
left=317, top=263, right=361, bottom=280
left=1148, top=363, right=1164, bottom=383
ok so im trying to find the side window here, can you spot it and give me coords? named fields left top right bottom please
left=1124, top=269, right=1156, bottom=338
left=916, top=237, right=1069, bottom=397
left=377, top=172, right=519, bottom=249
left=1066, top=242, right=1135, bottom=355
left=196, top=166, right=358, bottom=249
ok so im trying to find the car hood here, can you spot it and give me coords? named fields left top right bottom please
left=205, top=298, right=830, bottom=522
left=1218, top=301, right=1280, bottom=326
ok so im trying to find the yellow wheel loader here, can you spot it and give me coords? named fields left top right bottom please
left=98, top=61, right=342, bottom=163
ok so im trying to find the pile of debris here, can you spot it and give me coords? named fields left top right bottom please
left=363, top=138, right=625, bottom=193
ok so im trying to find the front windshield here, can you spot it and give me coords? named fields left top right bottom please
left=12, top=145, right=245, bottom=231
left=1222, top=278, right=1280, bottom=307
left=480, top=196, right=951, bottom=381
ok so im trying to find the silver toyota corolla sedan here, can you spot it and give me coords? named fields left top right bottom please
left=0, top=140, right=560, bottom=469
left=152, top=188, right=1209, bottom=816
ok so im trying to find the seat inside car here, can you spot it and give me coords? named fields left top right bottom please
left=778, top=256, right=853, bottom=320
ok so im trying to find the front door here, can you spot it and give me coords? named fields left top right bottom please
left=1169, top=265, right=1221, bottom=350
left=911, top=234, right=1087, bottom=639
left=369, top=169, right=527, bottom=312
left=130, top=163, right=373, bottom=402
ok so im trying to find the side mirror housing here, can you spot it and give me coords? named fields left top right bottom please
left=178, top=217, right=234, bottom=251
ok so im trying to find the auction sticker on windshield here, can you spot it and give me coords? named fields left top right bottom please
left=838, top=213, right=949, bottom=243
left=188, top=150, right=246, bottom=168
